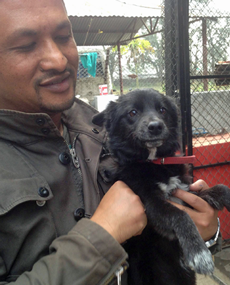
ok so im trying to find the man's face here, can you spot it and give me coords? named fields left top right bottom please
left=0, top=0, right=79, bottom=114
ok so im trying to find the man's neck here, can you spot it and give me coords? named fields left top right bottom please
left=49, top=113, right=63, bottom=135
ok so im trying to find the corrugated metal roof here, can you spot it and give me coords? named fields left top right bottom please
left=69, top=16, right=153, bottom=46
left=64, top=0, right=162, bottom=46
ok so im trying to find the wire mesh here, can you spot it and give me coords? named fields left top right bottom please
left=76, top=47, right=112, bottom=105
left=106, top=16, right=165, bottom=95
left=189, top=0, right=230, bottom=239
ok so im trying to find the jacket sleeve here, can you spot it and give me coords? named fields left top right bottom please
left=0, top=218, right=128, bottom=285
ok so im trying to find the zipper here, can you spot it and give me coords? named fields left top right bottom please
left=69, top=147, right=81, bottom=175
left=103, top=262, right=128, bottom=285
left=69, top=135, right=82, bottom=178
left=63, top=132, right=127, bottom=284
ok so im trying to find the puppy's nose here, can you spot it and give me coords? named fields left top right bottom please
left=148, top=121, right=164, bottom=135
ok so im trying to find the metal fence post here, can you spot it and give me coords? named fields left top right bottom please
left=164, top=0, right=178, bottom=98
left=117, top=43, right=124, bottom=95
left=176, top=0, right=192, bottom=156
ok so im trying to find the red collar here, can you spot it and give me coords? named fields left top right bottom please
left=151, top=155, right=196, bottom=165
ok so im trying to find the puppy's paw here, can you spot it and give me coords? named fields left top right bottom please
left=186, top=245, right=214, bottom=275
left=197, top=184, right=230, bottom=211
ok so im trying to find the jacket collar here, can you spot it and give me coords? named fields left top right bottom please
left=0, top=98, right=105, bottom=145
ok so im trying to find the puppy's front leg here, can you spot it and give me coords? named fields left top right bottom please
left=196, top=184, right=230, bottom=211
left=144, top=198, right=214, bottom=275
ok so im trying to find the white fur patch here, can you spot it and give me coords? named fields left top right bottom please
left=189, top=249, right=214, bottom=274
left=147, top=148, right=157, bottom=160
left=157, top=176, right=189, bottom=199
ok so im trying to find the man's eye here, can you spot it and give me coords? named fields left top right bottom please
left=128, top=110, right=138, bottom=117
left=56, top=34, right=71, bottom=43
left=160, top=107, right=166, bottom=114
left=16, top=42, right=36, bottom=52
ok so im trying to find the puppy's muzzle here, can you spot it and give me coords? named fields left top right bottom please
left=148, top=121, right=164, bottom=136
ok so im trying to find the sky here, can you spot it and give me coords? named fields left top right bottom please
left=212, top=0, right=230, bottom=12
left=64, top=0, right=230, bottom=17
left=64, top=0, right=162, bottom=17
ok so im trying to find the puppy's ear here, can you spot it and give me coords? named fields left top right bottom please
left=92, top=101, right=118, bottom=126
left=92, top=111, right=106, bottom=126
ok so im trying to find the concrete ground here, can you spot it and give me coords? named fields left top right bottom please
left=197, top=246, right=230, bottom=285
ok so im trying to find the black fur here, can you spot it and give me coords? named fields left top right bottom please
left=93, top=89, right=230, bottom=285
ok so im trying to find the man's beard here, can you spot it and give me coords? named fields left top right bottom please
left=34, top=68, right=77, bottom=114
left=39, top=94, right=76, bottom=114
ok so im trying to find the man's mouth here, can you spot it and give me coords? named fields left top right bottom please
left=39, top=72, right=72, bottom=93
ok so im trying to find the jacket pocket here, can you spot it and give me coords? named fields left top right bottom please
left=0, top=177, right=56, bottom=282
left=0, top=175, right=53, bottom=216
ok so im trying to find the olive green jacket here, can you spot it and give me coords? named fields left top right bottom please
left=0, top=99, right=127, bottom=284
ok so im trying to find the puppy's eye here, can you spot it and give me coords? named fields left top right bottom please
left=160, top=107, right=166, bottom=114
left=128, top=110, right=138, bottom=117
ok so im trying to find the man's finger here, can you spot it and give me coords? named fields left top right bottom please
left=189, top=179, right=209, bottom=192
left=169, top=200, right=198, bottom=218
left=173, top=189, right=211, bottom=212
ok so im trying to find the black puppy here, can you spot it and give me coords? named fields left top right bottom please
left=93, top=89, right=230, bottom=285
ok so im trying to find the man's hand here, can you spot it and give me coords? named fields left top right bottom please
left=170, top=179, right=219, bottom=241
left=91, top=181, right=147, bottom=244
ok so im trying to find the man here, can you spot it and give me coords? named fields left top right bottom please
left=0, top=0, right=220, bottom=284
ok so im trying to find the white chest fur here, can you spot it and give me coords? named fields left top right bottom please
left=157, top=176, right=189, bottom=204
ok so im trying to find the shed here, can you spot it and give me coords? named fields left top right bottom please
left=64, top=0, right=162, bottom=94
left=69, top=16, right=154, bottom=46
left=69, top=15, right=162, bottom=95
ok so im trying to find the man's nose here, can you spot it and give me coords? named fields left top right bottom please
left=39, top=40, right=67, bottom=72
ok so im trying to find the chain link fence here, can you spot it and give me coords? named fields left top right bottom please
left=108, top=19, right=165, bottom=95
left=188, top=0, right=230, bottom=241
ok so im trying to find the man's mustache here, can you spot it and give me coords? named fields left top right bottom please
left=34, top=67, right=76, bottom=88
